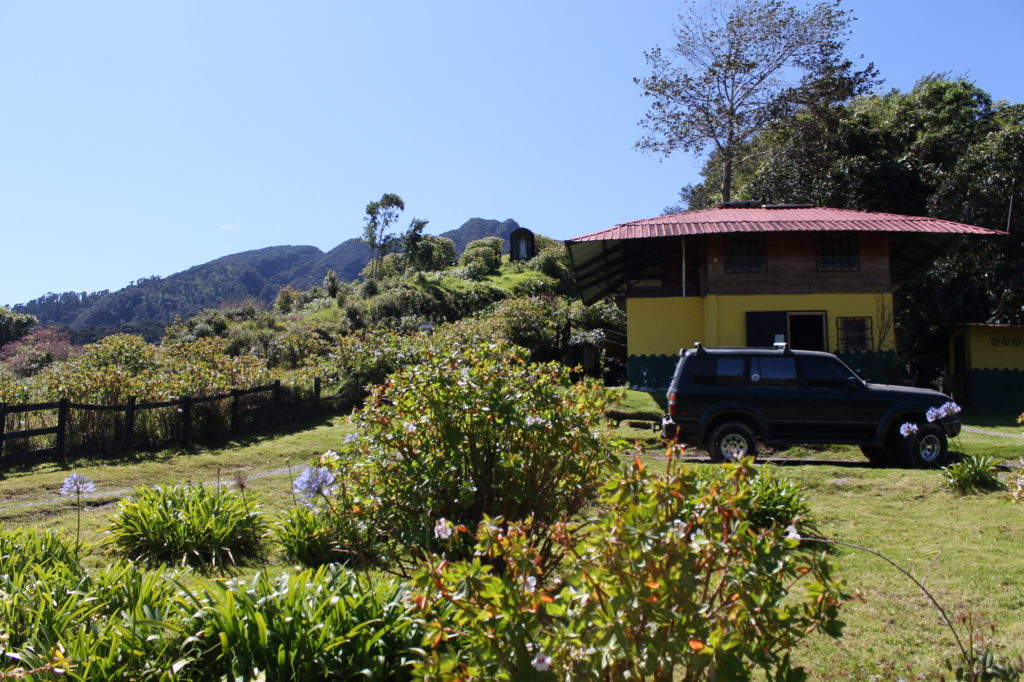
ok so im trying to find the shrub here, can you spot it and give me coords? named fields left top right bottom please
left=107, top=483, right=268, bottom=569
left=411, top=459, right=845, bottom=680
left=275, top=460, right=381, bottom=569
left=177, top=566, right=421, bottom=680
left=459, top=236, right=503, bottom=273
left=326, top=341, right=621, bottom=568
left=942, top=454, right=1002, bottom=494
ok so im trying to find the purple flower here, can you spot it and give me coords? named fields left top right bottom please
left=60, top=472, right=96, bottom=496
left=900, top=422, right=918, bottom=438
left=293, top=466, right=336, bottom=505
left=926, top=407, right=941, bottom=423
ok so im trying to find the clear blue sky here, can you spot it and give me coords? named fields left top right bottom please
left=2, top=1, right=1022, bottom=306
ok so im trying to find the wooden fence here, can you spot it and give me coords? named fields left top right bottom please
left=0, top=378, right=348, bottom=475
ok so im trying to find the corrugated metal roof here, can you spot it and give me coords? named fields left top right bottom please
left=568, top=206, right=1004, bottom=242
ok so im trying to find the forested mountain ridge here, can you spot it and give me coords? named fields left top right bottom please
left=12, top=218, right=525, bottom=329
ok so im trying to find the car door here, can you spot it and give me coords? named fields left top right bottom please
left=798, top=355, right=885, bottom=439
left=746, top=356, right=802, bottom=438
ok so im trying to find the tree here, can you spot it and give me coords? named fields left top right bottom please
left=636, top=0, right=876, bottom=203
left=400, top=217, right=430, bottom=273
left=0, top=307, right=37, bottom=347
left=360, top=193, right=405, bottom=280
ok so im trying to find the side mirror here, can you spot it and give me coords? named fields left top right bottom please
left=845, top=377, right=862, bottom=392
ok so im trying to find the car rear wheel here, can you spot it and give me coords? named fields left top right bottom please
left=903, top=423, right=949, bottom=468
left=707, top=422, right=758, bottom=463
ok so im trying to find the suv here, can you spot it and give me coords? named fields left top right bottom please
left=661, top=343, right=961, bottom=467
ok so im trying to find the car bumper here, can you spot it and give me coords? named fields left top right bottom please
left=941, top=418, right=961, bottom=437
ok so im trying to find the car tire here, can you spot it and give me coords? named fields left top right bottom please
left=903, top=423, right=949, bottom=468
left=707, top=422, right=758, bottom=463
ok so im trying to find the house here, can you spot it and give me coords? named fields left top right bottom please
left=948, top=324, right=1024, bottom=413
left=565, top=204, right=1002, bottom=389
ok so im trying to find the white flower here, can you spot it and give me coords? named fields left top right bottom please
left=900, top=422, right=918, bottom=438
left=434, top=518, right=453, bottom=540
left=784, top=524, right=802, bottom=541
left=525, top=575, right=537, bottom=593
left=926, top=407, right=941, bottom=423
left=525, top=416, right=545, bottom=426
left=940, top=401, right=962, bottom=418
left=343, top=433, right=359, bottom=444
left=403, top=422, right=417, bottom=433
left=531, top=653, right=552, bottom=672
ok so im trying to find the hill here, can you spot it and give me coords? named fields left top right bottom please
left=14, top=218, right=527, bottom=330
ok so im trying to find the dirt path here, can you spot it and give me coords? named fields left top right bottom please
left=962, top=426, right=1024, bottom=440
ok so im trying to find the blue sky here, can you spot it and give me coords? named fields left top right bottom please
left=2, top=1, right=1022, bottom=306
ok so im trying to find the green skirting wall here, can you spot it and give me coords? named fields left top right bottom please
left=628, top=355, right=678, bottom=391
left=965, top=369, right=1024, bottom=413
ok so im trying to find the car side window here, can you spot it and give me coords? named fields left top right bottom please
left=749, top=357, right=797, bottom=387
left=688, top=356, right=746, bottom=386
left=801, top=357, right=854, bottom=389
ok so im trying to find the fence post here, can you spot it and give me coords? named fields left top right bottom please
left=314, top=377, right=321, bottom=414
left=271, top=380, right=281, bottom=425
left=56, top=398, right=69, bottom=463
left=230, top=389, right=240, bottom=438
left=181, top=396, right=192, bottom=445
left=125, top=396, right=136, bottom=451
left=0, top=402, right=6, bottom=477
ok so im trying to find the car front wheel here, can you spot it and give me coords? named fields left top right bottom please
left=707, top=422, right=758, bottom=463
left=903, top=423, right=949, bottom=468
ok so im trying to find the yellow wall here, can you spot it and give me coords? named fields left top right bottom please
left=627, top=297, right=705, bottom=357
left=627, top=293, right=895, bottom=355
left=963, top=326, right=1024, bottom=371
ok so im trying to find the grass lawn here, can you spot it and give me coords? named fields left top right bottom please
left=1, top=392, right=1022, bottom=677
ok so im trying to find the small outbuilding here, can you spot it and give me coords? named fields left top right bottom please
left=948, top=324, right=1024, bottom=412
left=509, top=227, right=537, bottom=262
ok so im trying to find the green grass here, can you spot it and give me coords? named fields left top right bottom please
left=2, top=405, right=1023, bottom=677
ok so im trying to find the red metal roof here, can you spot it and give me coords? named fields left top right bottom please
left=568, top=206, right=1004, bottom=242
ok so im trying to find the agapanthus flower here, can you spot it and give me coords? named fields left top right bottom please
left=293, top=466, right=336, bottom=506
left=926, top=407, right=941, bottom=423
left=900, top=422, right=919, bottom=438
left=940, top=401, right=962, bottom=418
left=60, top=472, right=96, bottom=496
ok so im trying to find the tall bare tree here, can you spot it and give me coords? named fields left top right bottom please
left=636, top=0, right=875, bottom=203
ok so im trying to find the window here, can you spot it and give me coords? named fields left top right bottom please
left=801, top=356, right=856, bottom=389
left=689, top=356, right=746, bottom=386
left=816, top=234, right=860, bottom=272
left=836, top=317, right=872, bottom=351
left=724, top=234, right=767, bottom=273
left=749, top=357, right=797, bottom=387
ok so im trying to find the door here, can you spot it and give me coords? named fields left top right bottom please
left=788, top=312, right=827, bottom=351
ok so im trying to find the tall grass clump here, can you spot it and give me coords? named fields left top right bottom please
left=942, top=454, right=1002, bottom=494
left=107, top=483, right=268, bottom=569
left=176, top=566, right=422, bottom=680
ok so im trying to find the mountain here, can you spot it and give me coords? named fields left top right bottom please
left=439, top=218, right=521, bottom=254
left=14, top=218, right=527, bottom=330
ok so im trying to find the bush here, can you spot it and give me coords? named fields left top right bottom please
left=411, top=460, right=845, bottom=680
left=326, top=341, right=621, bottom=568
left=107, top=483, right=268, bottom=569
left=275, top=461, right=381, bottom=569
left=177, top=566, right=421, bottom=681
left=943, top=454, right=1002, bottom=494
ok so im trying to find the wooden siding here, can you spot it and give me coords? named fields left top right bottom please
left=704, top=233, right=890, bottom=295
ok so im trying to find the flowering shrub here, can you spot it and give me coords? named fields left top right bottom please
left=409, top=459, right=845, bottom=680
left=274, top=459, right=381, bottom=567
left=324, top=341, right=621, bottom=568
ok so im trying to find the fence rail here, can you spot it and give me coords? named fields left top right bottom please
left=0, top=377, right=348, bottom=475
